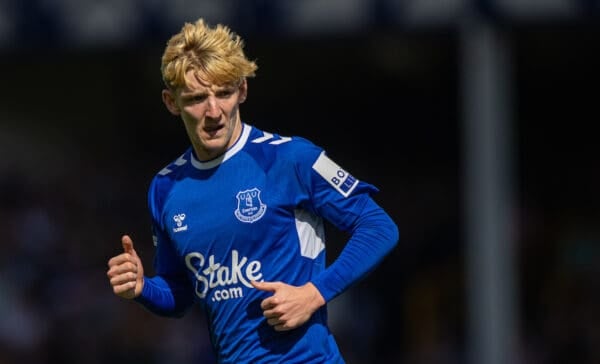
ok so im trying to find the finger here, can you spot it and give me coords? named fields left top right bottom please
left=107, top=262, right=138, bottom=277
left=267, top=317, right=283, bottom=326
left=262, top=308, right=281, bottom=319
left=112, top=281, right=137, bottom=295
left=109, top=272, right=138, bottom=286
left=107, top=254, right=135, bottom=269
left=107, top=254, right=125, bottom=268
left=274, top=324, right=290, bottom=332
left=122, top=235, right=135, bottom=254
left=260, top=297, right=279, bottom=311
left=251, top=280, right=278, bottom=292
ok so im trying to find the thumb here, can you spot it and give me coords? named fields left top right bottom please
left=121, top=235, right=136, bottom=256
left=251, top=280, right=278, bottom=292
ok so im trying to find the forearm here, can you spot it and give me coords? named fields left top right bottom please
left=134, top=275, right=194, bottom=317
left=312, top=204, right=399, bottom=302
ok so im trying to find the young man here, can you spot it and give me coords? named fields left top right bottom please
left=106, top=18, right=398, bottom=364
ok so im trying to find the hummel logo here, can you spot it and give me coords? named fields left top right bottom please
left=173, top=213, right=188, bottom=233
left=251, top=131, right=291, bottom=145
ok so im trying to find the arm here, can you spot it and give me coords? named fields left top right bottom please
left=130, top=171, right=195, bottom=317
left=106, top=235, right=194, bottom=318
left=134, top=274, right=194, bottom=318
left=135, top=227, right=195, bottom=317
left=253, top=196, right=398, bottom=331
left=311, top=196, right=399, bottom=302
left=254, top=144, right=398, bottom=331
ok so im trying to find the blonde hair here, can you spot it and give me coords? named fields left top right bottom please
left=161, top=18, right=258, bottom=90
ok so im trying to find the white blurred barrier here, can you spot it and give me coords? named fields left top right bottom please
left=461, top=14, right=518, bottom=364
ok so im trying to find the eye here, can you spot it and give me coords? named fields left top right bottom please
left=216, top=88, right=235, bottom=99
left=191, top=94, right=208, bottom=102
left=181, top=94, right=207, bottom=105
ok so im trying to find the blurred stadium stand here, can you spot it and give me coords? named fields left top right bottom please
left=0, top=1, right=599, bottom=364
left=0, top=0, right=599, bottom=49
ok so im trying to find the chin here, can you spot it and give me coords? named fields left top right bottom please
left=204, top=140, right=228, bottom=154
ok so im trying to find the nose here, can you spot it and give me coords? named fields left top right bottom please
left=206, top=96, right=220, bottom=118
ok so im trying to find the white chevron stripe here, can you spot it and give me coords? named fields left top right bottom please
left=251, top=132, right=274, bottom=143
left=174, top=154, right=187, bottom=166
left=269, top=136, right=291, bottom=145
left=158, top=167, right=172, bottom=175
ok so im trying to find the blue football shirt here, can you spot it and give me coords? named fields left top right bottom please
left=141, top=122, right=392, bottom=363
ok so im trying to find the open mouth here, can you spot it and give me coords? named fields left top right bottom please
left=204, top=124, right=224, bottom=135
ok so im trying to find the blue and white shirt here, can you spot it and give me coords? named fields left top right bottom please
left=136, top=123, right=399, bottom=364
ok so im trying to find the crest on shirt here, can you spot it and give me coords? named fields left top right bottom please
left=234, top=188, right=267, bottom=223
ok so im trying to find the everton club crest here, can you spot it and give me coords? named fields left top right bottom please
left=234, top=187, right=267, bottom=223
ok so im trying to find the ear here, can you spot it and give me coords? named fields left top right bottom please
left=238, top=79, right=248, bottom=104
left=162, top=89, right=181, bottom=115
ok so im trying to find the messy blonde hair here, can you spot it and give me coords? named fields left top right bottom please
left=161, top=18, right=258, bottom=90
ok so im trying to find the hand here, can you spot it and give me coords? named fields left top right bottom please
left=251, top=280, right=325, bottom=331
left=106, top=235, right=144, bottom=299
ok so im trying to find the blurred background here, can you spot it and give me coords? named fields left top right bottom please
left=0, top=1, right=599, bottom=363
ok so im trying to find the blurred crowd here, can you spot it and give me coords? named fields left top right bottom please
left=0, top=146, right=216, bottom=364
left=0, top=125, right=462, bottom=364
left=1, top=119, right=599, bottom=364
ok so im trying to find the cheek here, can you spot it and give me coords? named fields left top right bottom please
left=181, top=105, right=205, bottom=121
left=226, top=102, right=240, bottom=119
left=181, top=112, right=203, bottom=134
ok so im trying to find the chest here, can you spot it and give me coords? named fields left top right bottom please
left=160, top=163, right=297, bottom=256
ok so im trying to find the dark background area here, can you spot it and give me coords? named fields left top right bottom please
left=0, top=2, right=599, bottom=363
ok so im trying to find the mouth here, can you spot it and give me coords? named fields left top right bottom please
left=204, top=124, right=224, bottom=136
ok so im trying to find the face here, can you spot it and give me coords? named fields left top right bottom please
left=162, top=70, right=248, bottom=161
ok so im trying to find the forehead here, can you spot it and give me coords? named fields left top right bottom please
left=180, top=69, right=232, bottom=94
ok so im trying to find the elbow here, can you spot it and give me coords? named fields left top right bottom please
left=361, top=208, right=399, bottom=255
left=351, top=197, right=399, bottom=255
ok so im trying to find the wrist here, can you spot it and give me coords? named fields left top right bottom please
left=306, top=282, right=326, bottom=310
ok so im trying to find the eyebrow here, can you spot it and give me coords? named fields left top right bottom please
left=183, top=84, right=235, bottom=94
left=181, top=90, right=209, bottom=98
